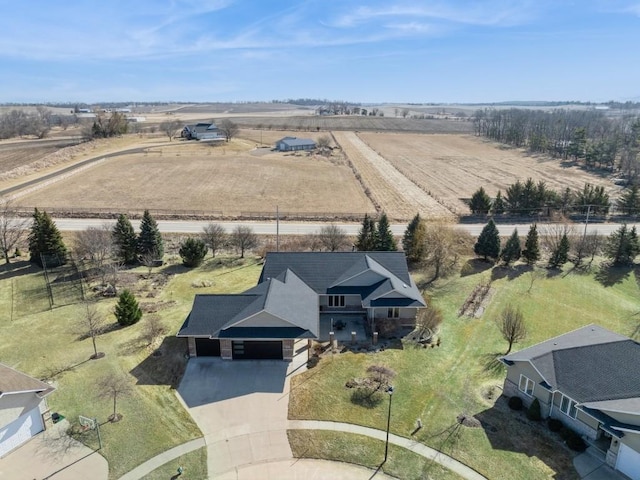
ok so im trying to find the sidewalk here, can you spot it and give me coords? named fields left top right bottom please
left=117, top=438, right=205, bottom=480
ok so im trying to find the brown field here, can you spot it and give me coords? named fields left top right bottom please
left=357, top=132, right=620, bottom=215
left=14, top=139, right=375, bottom=217
left=0, top=138, right=81, bottom=174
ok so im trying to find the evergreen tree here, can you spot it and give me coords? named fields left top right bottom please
left=617, top=185, right=640, bottom=216
left=522, top=224, right=540, bottom=265
left=137, top=210, right=164, bottom=260
left=179, top=237, right=208, bottom=268
left=112, top=214, right=138, bottom=265
left=402, top=213, right=426, bottom=263
left=474, top=219, right=501, bottom=260
left=492, top=191, right=505, bottom=215
left=28, top=208, right=67, bottom=267
left=355, top=214, right=376, bottom=251
left=604, top=224, right=640, bottom=265
left=549, top=233, right=570, bottom=268
left=500, top=229, right=521, bottom=265
left=114, top=289, right=142, bottom=326
left=375, top=212, right=397, bottom=251
left=469, top=187, right=492, bottom=214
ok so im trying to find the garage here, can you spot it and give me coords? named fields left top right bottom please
left=232, top=341, right=283, bottom=360
left=617, top=443, right=640, bottom=480
left=0, top=407, right=44, bottom=458
left=195, top=338, right=220, bottom=357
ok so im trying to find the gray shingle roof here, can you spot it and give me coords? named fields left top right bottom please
left=0, top=363, right=53, bottom=396
left=277, top=137, right=316, bottom=147
left=503, top=324, right=640, bottom=406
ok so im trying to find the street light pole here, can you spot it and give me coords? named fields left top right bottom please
left=384, top=386, right=394, bottom=463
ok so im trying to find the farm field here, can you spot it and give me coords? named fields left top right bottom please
left=357, top=132, right=619, bottom=215
left=15, top=139, right=375, bottom=218
left=0, top=138, right=82, bottom=175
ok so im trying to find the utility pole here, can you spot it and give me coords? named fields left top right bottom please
left=582, top=204, right=592, bottom=243
left=276, top=205, right=280, bottom=252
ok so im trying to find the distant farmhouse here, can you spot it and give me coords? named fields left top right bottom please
left=275, top=136, right=316, bottom=152
left=182, top=122, right=225, bottom=142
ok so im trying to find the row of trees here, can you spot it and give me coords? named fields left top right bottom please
left=473, top=108, right=640, bottom=181
left=474, top=219, right=639, bottom=268
left=354, top=213, right=397, bottom=251
left=0, top=107, right=55, bottom=139
left=469, top=181, right=611, bottom=216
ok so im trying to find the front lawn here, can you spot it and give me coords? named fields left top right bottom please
left=289, top=260, right=640, bottom=479
left=0, top=255, right=261, bottom=479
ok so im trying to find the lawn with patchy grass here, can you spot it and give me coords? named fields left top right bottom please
left=289, top=260, right=640, bottom=479
left=0, top=255, right=261, bottom=479
left=288, top=430, right=463, bottom=479
left=140, top=446, right=207, bottom=480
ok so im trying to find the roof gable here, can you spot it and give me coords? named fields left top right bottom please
left=0, top=363, right=53, bottom=396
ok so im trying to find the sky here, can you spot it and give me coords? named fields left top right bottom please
left=1, top=0, right=639, bottom=104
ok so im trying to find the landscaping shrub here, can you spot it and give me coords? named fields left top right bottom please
left=526, top=398, right=542, bottom=421
left=548, top=418, right=563, bottom=432
left=508, top=396, right=523, bottom=410
left=114, top=289, right=143, bottom=326
left=566, top=433, right=587, bottom=452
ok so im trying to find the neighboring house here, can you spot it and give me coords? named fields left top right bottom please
left=0, top=364, right=54, bottom=458
left=501, top=325, right=640, bottom=479
left=177, top=252, right=425, bottom=360
left=275, top=136, right=316, bottom=152
left=182, top=123, right=224, bottom=141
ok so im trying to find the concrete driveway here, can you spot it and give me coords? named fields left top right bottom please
left=0, top=419, right=108, bottom=480
left=177, top=342, right=396, bottom=479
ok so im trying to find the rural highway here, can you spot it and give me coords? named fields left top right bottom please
left=51, top=218, right=635, bottom=237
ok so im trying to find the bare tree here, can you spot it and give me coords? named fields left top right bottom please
left=317, top=224, right=349, bottom=251
left=218, top=119, right=239, bottom=142
left=365, top=365, right=396, bottom=393
left=230, top=225, right=258, bottom=258
left=541, top=223, right=575, bottom=258
left=74, top=224, right=113, bottom=283
left=401, top=108, right=409, bottom=118
left=97, top=372, right=133, bottom=422
left=422, top=223, right=473, bottom=282
left=0, top=198, right=29, bottom=263
left=78, top=302, right=107, bottom=359
left=316, top=135, right=332, bottom=151
left=498, top=305, right=527, bottom=354
left=160, top=119, right=182, bottom=141
left=140, top=252, right=157, bottom=278
left=571, top=230, right=603, bottom=267
left=202, top=223, right=227, bottom=257
left=141, top=314, right=166, bottom=346
left=415, top=305, right=443, bottom=338
left=527, top=267, right=546, bottom=293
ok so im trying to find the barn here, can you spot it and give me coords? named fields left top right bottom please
left=275, top=136, right=317, bottom=152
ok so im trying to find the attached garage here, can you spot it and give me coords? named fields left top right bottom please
left=0, top=407, right=44, bottom=458
left=232, top=341, right=283, bottom=360
left=617, top=443, right=640, bottom=480
left=195, top=338, right=220, bottom=357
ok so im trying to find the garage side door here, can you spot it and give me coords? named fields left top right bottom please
left=0, top=407, right=44, bottom=458
left=232, top=341, right=282, bottom=360
left=617, top=443, right=640, bottom=480
left=195, top=338, right=221, bottom=356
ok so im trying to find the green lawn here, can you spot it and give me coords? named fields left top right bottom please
left=0, top=256, right=261, bottom=479
left=140, top=447, right=208, bottom=480
left=289, top=260, right=640, bottom=479
left=288, top=430, right=463, bottom=480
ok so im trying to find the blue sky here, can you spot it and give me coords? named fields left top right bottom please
left=1, top=0, right=639, bottom=103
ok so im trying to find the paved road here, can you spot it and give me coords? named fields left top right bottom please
left=50, top=217, right=636, bottom=237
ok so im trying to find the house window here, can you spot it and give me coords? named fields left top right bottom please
left=328, top=295, right=345, bottom=307
left=560, top=394, right=578, bottom=419
left=388, top=308, right=400, bottom=318
left=518, top=375, right=535, bottom=396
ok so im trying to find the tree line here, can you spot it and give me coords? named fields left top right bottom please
left=473, top=108, right=640, bottom=181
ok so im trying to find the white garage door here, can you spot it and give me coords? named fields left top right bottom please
left=0, top=407, right=44, bottom=458
left=617, top=443, right=640, bottom=480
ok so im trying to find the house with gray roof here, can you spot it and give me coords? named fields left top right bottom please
left=275, top=136, right=316, bottom=152
left=181, top=122, right=224, bottom=142
left=0, top=363, right=54, bottom=458
left=177, top=251, right=425, bottom=360
left=501, top=324, right=640, bottom=478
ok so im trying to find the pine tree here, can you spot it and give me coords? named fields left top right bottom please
left=402, top=213, right=426, bottom=263
left=137, top=210, right=164, bottom=260
left=28, top=208, right=67, bottom=267
left=112, top=214, right=138, bottom=265
left=375, top=212, right=397, bottom=251
left=617, top=185, right=640, bottom=216
left=605, top=224, right=640, bottom=265
left=179, top=237, right=208, bottom=268
left=500, top=229, right=521, bottom=266
left=492, top=190, right=505, bottom=215
left=114, top=289, right=142, bottom=326
left=355, top=214, right=376, bottom=251
left=522, top=224, right=540, bottom=265
left=549, top=233, right=570, bottom=268
left=469, top=187, right=492, bottom=214
left=474, top=219, right=501, bottom=260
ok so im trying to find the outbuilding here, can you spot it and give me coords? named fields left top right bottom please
left=275, top=136, right=316, bottom=152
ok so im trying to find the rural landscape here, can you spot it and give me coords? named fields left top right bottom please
left=1, top=99, right=640, bottom=480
